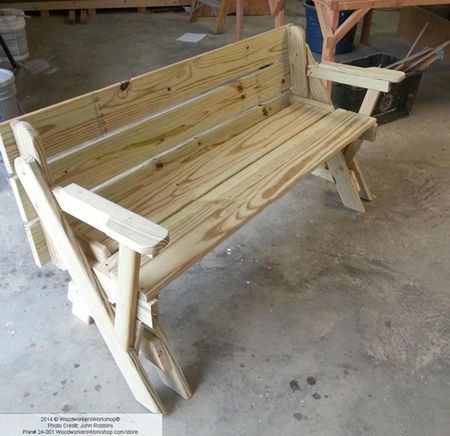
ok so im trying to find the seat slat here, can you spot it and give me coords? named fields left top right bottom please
left=0, top=26, right=288, bottom=174
left=79, top=101, right=330, bottom=247
left=93, top=108, right=375, bottom=300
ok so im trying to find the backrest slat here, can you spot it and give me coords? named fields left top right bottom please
left=0, top=25, right=294, bottom=268
left=49, top=60, right=290, bottom=189
left=0, top=25, right=288, bottom=174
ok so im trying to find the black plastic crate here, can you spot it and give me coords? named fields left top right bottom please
left=331, top=53, right=423, bottom=124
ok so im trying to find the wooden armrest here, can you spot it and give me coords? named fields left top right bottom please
left=53, top=183, right=169, bottom=256
left=307, top=62, right=405, bottom=92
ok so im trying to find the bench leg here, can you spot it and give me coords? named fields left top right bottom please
left=214, top=0, right=232, bottom=34
left=189, top=0, right=201, bottom=23
left=139, top=303, right=192, bottom=400
left=16, top=154, right=166, bottom=414
left=325, top=151, right=366, bottom=213
left=349, top=158, right=373, bottom=202
left=67, top=281, right=93, bottom=325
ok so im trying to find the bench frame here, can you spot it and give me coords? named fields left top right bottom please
left=4, top=25, right=404, bottom=414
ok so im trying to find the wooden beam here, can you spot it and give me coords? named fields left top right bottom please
left=330, top=0, right=449, bottom=12
left=360, top=9, right=373, bottom=44
left=15, top=155, right=165, bottom=413
left=333, top=8, right=370, bottom=44
left=53, top=183, right=169, bottom=256
left=307, top=62, right=405, bottom=92
left=0, top=25, right=288, bottom=174
left=214, top=0, right=232, bottom=34
left=115, top=244, right=141, bottom=350
left=326, top=152, right=365, bottom=213
left=0, top=0, right=189, bottom=11
left=270, top=0, right=285, bottom=17
left=235, top=0, right=244, bottom=41
left=287, top=25, right=309, bottom=98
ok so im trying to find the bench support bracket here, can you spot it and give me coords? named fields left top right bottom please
left=15, top=153, right=167, bottom=414
left=325, top=151, right=366, bottom=213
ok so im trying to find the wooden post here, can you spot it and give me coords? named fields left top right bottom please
left=115, top=244, right=141, bottom=351
left=235, top=0, right=244, bottom=41
left=80, top=9, right=88, bottom=24
left=326, top=152, right=365, bottom=213
left=68, top=10, right=76, bottom=24
left=16, top=156, right=165, bottom=414
left=214, top=0, right=232, bottom=34
left=361, top=9, right=373, bottom=44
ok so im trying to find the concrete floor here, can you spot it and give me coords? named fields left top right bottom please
left=1, top=3, right=450, bottom=435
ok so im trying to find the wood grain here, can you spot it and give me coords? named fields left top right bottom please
left=20, top=92, right=292, bottom=265
left=93, top=108, right=375, bottom=299
left=49, top=61, right=290, bottom=189
left=79, top=101, right=329, bottom=246
left=0, top=26, right=288, bottom=174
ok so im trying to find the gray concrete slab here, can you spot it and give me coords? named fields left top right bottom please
left=0, top=3, right=449, bottom=435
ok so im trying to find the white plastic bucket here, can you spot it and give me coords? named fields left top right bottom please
left=0, top=9, right=29, bottom=62
left=0, top=68, right=18, bottom=121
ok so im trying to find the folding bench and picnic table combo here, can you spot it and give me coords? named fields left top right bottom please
left=0, top=25, right=405, bottom=413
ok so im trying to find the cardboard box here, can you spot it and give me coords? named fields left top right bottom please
left=397, top=6, right=450, bottom=63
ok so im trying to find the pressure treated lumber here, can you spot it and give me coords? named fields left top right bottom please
left=115, top=245, right=141, bottom=350
left=15, top=91, right=293, bottom=267
left=16, top=156, right=166, bottom=413
left=307, top=62, right=405, bottom=92
left=287, top=26, right=309, bottom=98
left=49, top=61, right=290, bottom=189
left=0, top=26, right=289, bottom=174
left=53, top=184, right=169, bottom=255
left=79, top=102, right=330, bottom=247
left=93, top=108, right=376, bottom=300
left=5, top=25, right=387, bottom=415
left=0, top=26, right=289, bottom=268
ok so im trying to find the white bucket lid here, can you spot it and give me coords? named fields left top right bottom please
left=0, top=69, right=15, bottom=88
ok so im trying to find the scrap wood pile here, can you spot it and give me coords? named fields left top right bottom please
left=386, top=40, right=450, bottom=72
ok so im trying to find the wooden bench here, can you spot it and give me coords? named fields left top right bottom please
left=0, top=25, right=404, bottom=414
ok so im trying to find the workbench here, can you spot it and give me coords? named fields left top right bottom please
left=235, top=0, right=449, bottom=66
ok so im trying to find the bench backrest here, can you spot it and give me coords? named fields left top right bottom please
left=0, top=24, right=329, bottom=267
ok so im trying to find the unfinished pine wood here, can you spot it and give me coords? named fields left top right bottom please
left=307, top=62, right=405, bottom=92
left=0, top=26, right=288, bottom=174
left=151, top=324, right=193, bottom=399
left=11, top=121, right=51, bottom=184
left=49, top=61, right=290, bottom=189
left=92, top=108, right=375, bottom=300
left=343, top=88, right=380, bottom=166
left=68, top=10, right=76, bottom=24
left=214, top=0, right=232, bottom=34
left=6, top=26, right=381, bottom=414
left=16, top=156, right=166, bottom=413
left=305, top=46, right=333, bottom=104
left=68, top=281, right=93, bottom=325
left=140, top=328, right=172, bottom=371
left=333, top=8, right=370, bottom=43
left=16, top=92, right=292, bottom=266
left=78, top=102, right=330, bottom=247
left=54, top=184, right=169, bottom=255
left=11, top=122, right=64, bottom=268
left=287, top=25, right=309, bottom=98
left=115, top=245, right=141, bottom=350
left=326, top=151, right=365, bottom=212
left=24, top=220, right=51, bottom=267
